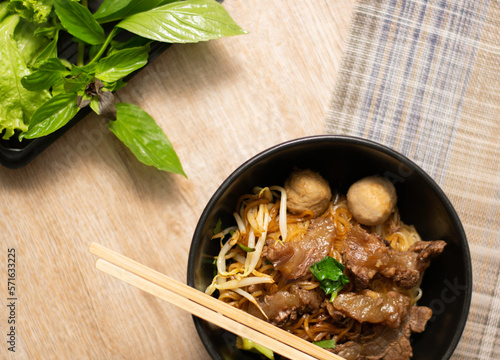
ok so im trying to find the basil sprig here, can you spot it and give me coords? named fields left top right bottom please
left=309, top=256, right=350, bottom=301
left=3, top=0, right=246, bottom=174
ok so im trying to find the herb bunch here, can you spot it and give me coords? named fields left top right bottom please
left=0, top=0, right=246, bottom=175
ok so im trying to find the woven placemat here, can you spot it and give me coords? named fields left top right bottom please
left=325, top=0, right=499, bottom=358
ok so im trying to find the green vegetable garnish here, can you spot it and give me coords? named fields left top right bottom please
left=236, top=337, right=274, bottom=360
left=213, top=218, right=222, bottom=236
left=0, top=0, right=246, bottom=173
left=107, top=103, right=184, bottom=174
left=312, top=338, right=336, bottom=349
left=309, top=256, right=350, bottom=301
left=237, top=243, right=255, bottom=252
left=7, top=0, right=53, bottom=24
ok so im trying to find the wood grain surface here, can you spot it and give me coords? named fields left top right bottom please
left=0, top=1, right=356, bottom=359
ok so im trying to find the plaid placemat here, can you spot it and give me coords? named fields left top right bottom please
left=325, top=0, right=499, bottom=359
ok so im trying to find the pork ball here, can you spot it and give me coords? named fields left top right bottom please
left=285, top=169, right=332, bottom=218
left=347, top=175, right=397, bottom=226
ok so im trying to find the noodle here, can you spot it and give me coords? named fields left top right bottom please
left=208, top=178, right=428, bottom=354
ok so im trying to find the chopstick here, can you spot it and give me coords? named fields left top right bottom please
left=96, top=259, right=319, bottom=360
left=89, top=243, right=345, bottom=360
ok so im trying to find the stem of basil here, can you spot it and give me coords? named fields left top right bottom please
left=88, top=27, right=120, bottom=65
left=77, top=42, right=85, bottom=66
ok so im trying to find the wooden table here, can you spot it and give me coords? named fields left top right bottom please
left=0, top=1, right=356, bottom=359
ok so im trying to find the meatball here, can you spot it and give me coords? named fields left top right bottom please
left=347, top=175, right=397, bottom=226
left=285, top=169, right=332, bottom=218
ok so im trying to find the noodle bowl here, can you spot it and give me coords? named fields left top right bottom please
left=187, top=135, right=471, bottom=360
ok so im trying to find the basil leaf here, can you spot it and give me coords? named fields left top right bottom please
left=309, top=256, right=350, bottom=301
left=94, top=0, right=175, bottom=24
left=96, top=45, right=150, bottom=83
left=33, top=26, right=59, bottom=38
left=53, top=0, right=105, bottom=45
left=102, top=79, right=127, bottom=92
left=109, top=36, right=151, bottom=56
left=63, top=73, right=93, bottom=93
left=71, top=62, right=99, bottom=76
left=24, top=93, right=79, bottom=139
left=116, top=0, right=247, bottom=43
left=312, top=339, right=336, bottom=349
left=22, top=58, right=70, bottom=91
left=32, top=31, right=59, bottom=67
left=89, top=96, right=100, bottom=114
left=108, top=103, right=185, bottom=175
left=51, top=81, right=66, bottom=97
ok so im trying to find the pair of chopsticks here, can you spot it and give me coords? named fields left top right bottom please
left=89, top=243, right=345, bottom=360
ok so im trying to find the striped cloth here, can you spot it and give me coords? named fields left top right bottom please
left=324, top=0, right=499, bottom=359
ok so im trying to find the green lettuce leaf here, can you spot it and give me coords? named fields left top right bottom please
left=108, top=103, right=185, bottom=175
left=0, top=2, right=9, bottom=22
left=116, top=0, right=247, bottom=43
left=0, top=13, right=51, bottom=139
left=13, top=17, right=50, bottom=65
left=7, top=0, right=54, bottom=24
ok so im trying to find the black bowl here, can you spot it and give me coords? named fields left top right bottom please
left=187, top=135, right=472, bottom=360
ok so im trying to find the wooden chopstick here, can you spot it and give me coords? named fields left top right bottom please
left=89, top=243, right=345, bottom=360
left=96, top=259, right=317, bottom=360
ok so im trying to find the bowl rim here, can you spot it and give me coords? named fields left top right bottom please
left=187, top=134, right=472, bottom=360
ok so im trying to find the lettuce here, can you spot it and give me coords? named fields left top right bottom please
left=7, top=0, right=53, bottom=24
left=0, top=10, right=51, bottom=139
